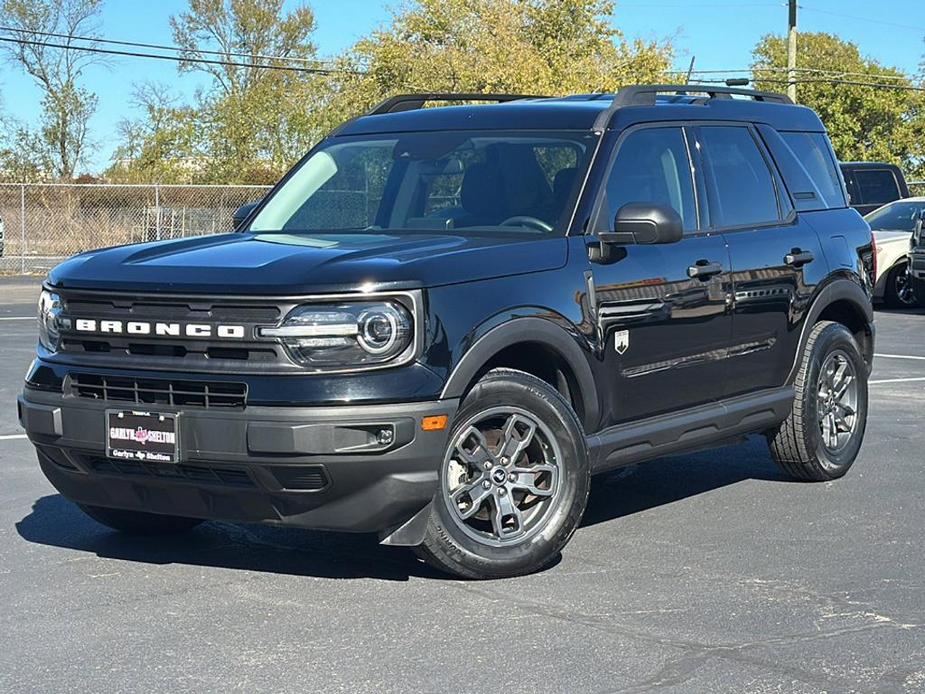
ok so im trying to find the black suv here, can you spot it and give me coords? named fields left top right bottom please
left=19, top=86, right=875, bottom=579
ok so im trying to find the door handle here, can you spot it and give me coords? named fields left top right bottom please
left=687, top=260, right=723, bottom=279
left=785, top=249, right=814, bottom=267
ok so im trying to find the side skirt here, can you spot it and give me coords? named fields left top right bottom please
left=587, top=387, right=794, bottom=474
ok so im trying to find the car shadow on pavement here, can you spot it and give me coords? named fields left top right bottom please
left=581, top=435, right=790, bottom=528
left=16, top=494, right=444, bottom=582
left=16, top=437, right=787, bottom=579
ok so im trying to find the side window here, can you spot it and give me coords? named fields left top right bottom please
left=781, top=132, right=846, bottom=208
left=853, top=169, right=900, bottom=206
left=601, top=127, right=697, bottom=231
left=699, top=126, right=780, bottom=228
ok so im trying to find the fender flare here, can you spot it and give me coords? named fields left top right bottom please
left=440, top=316, right=600, bottom=430
left=788, top=278, right=874, bottom=383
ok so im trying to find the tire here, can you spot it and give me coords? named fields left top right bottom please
left=416, top=368, right=590, bottom=579
left=78, top=504, right=203, bottom=535
left=767, top=321, right=868, bottom=481
left=883, top=262, right=918, bottom=308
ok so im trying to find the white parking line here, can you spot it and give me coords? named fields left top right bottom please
left=0, top=434, right=27, bottom=441
left=0, top=317, right=33, bottom=321
left=875, top=353, right=925, bottom=361
left=870, top=377, right=925, bottom=385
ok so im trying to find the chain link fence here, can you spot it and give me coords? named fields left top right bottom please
left=0, top=183, right=271, bottom=274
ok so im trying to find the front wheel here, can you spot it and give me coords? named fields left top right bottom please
left=767, top=321, right=869, bottom=481
left=416, top=369, right=590, bottom=579
left=883, top=262, right=918, bottom=308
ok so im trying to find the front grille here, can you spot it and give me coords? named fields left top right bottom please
left=69, top=373, right=247, bottom=408
left=54, top=289, right=295, bottom=373
left=86, top=456, right=255, bottom=488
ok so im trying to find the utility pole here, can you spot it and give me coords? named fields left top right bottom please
left=684, top=56, right=696, bottom=84
left=787, top=0, right=798, bottom=102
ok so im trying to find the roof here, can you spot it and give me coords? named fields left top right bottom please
left=336, top=90, right=827, bottom=137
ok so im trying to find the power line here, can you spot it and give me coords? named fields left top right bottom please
left=685, top=66, right=913, bottom=82
left=0, top=24, right=337, bottom=68
left=695, top=76, right=925, bottom=93
left=797, top=5, right=925, bottom=33
left=0, top=34, right=361, bottom=75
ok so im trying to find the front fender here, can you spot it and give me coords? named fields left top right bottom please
left=439, top=315, right=600, bottom=430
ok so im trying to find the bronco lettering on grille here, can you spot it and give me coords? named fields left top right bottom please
left=73, top=319, right=246, bottom=339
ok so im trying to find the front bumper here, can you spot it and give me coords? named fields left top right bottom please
left=18, top=386, right=457, bottom=535
left=911, top=251, right=925, bottom=297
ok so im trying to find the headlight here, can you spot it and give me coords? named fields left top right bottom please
left=259, top=300, right=414, bottom=369
left=37, top=289, right=63, bottom=352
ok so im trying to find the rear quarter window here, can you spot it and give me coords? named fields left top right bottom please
left=781, top=132, right=846, bottom=209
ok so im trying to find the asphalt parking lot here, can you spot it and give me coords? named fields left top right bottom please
left=0, top=278, right=923, bottom=693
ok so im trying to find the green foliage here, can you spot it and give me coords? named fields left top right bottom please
left=110, top=0, right=675, bottom=184
left=752, top=32, right=925, bottom=178
left=110, top=0, right=323, bottom=184
left=315, top=0, right=673, bottom=132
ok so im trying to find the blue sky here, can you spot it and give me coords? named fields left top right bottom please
left=1, top=0, right=923, bottom=173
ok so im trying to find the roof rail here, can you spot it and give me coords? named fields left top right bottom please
left=367, top=93, right=549, bottom=116
left=592, top=83, right=793, bottom=130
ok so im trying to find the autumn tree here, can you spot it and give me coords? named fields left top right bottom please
left=0, top=0, right=103, bottom=179
left=108, top=84, right=203, bottom=183
left=170, top=0, right=321, bottom=182
left=752, top=32, right=925, bottom=177
left=318, top=0, right=674, bottom=131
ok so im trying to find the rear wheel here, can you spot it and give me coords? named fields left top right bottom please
left=767, top=321, right=868, bottom=481
left=416, top=369, right=590, bottom=579
left=78, top=504, right=203, bottom=535
left=883, top=262, right=918, bottom=308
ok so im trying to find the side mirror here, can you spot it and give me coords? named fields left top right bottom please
left=592, top=203, right=683, bottom=262
left=232, top=201, right=260, bottom=229
left=602, top=202, right=684, bottom=246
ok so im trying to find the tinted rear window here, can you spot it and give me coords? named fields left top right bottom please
left=851, top=169, right=901, bottom=206
left=699, top=126, right=780, bottom=228
left=781, top=132, right=846, bottom=208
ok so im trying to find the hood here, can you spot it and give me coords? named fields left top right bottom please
left=47, top=232, right=568, bottom=294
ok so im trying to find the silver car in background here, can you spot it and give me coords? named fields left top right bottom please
left=865, top=198, right=925, bottom=308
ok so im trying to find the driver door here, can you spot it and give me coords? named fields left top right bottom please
left=587, top=125, right=733, bottom=426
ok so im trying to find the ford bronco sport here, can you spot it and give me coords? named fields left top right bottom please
left=19, top=86, right=875, bottom=579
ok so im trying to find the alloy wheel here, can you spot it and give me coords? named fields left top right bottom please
left=816, top=350, right=859, bottom=453
left=894, top=264, right=917, bottom=306
left=442, top=406, right=562, bottom=547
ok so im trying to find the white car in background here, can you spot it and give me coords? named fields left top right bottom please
left=865, top=197, right=925, bottom=308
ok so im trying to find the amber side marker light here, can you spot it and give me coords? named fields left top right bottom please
left=421, top=415, right=448, bottom=431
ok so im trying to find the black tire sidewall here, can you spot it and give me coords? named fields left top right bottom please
left=803, top=324, right=868, bottom=475
left=428, top=372, right=589, bottom=577
left=884, top=263, right=914, bottom=308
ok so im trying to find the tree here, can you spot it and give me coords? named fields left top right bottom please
left=107, top=83, right=203, bottom=183
left=317, top=0, right=674, bottom=131
left=752, top=32, right=925, bottom=177
left=168, top=0, right=322, bottom=182
left=0, top=0, right=103, bottom=179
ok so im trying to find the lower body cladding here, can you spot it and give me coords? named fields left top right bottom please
left=17, top=387, right=458, bottom=540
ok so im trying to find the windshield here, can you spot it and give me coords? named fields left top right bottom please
left=865, top=200, right=925, bottom=232
left=248, top=130, right=595, bottom=237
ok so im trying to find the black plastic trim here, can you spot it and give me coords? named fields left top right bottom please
left=588, top=386, right=794, bottom=473
left=439, top=316, right=599, bottom=431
